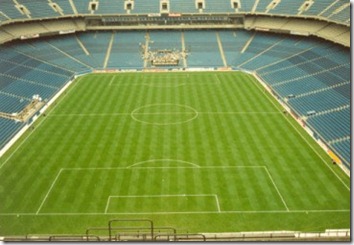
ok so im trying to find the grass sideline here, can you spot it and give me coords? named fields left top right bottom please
left=0, top=71, right=350, bottom=236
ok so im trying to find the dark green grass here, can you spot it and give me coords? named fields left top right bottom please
left=0, top=72, right=350, bottom=236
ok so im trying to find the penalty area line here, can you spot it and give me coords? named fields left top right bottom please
left=263, top=166, right=289, bottom=212
left=36, top=169, right=63, bottom=215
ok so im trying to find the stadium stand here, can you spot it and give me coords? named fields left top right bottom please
left=307, top=108, right=350, bottom=142
left=51, top=0, right=76, bottom=15
left=237, top=0, right=257, bottom=13
left=2, top=79, right=56, bottom=100
left=0, top=11, right=10, bottom=23
left=287, top=89, right=348, bottom=116
left=301, top=0, right=339, bottom=17
left=46, top=35, right=98, bottom=68
left=267, top=0, right=301, bottom=16
left=73, top=0, right=92, bottom=14
left=255, top=0, right=276, bottom=13
left=12, top=39, right=91, bottom=72
left=94, top=0, right=126, bottom=14
left=0, top=93, right=29, bottom=114
left=0, top=2, right=351, bottom=242
left=16, top=0, right=59, bottom=19
left=0, top=0, right=350, bottom=26
left=106, top=31, right=145, bottom=69
left=0, top=118, right=24, bottom=149
left=329, top=4, right=350, bottom=24
left=0, top=1, right=25, bottom=20
left=77, top=31, right=115, bottom=69
left=170, top=0, right=197, bottom=13
left=131, top=0, right=160, bottom=14
left=184, top=31, right=224, bottom=67
left=331, top=139, right=350, bottom=168
left=218, top=30, right=250, bottom=66
left=146, top=31, right=184, bottom=68
left=204, top=0, right=234, bottom=13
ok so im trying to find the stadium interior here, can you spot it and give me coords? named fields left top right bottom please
left=0, top=0, right=350, bottom=241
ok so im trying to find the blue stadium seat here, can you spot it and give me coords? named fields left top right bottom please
left=52, top=0, right=76, bottom=15
left=170, top=0, right=197, bottom=13
left=331, top=139, right=350, bottom=168
left=184, top=30, right=224, bottom=67
left=94, top=0, right=126, bottom=14
left=16, top=0, right=59, bottom=19
left=0, top=0, right=350, bottom=25
left=0, top=118, right=24, bottom=149
left=307, top=108, right=350, bottom=142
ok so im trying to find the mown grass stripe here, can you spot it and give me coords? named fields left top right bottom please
left=0, top=72, right=349, bottom=235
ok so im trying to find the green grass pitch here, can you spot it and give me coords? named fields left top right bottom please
left=0, top=71, right=350, bottom=236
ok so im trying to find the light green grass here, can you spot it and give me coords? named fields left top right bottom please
left=0, top=71, right=350, bottom=236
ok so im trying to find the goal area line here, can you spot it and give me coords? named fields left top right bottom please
left=105, top=194, right=221, bottom=214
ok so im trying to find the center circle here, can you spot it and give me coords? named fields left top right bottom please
left=131, top=104, right=198, bottom=125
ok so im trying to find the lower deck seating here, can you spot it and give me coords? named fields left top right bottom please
left=331, top=139, right=350, bottom=168
left=108, top=31, right=145, bottom=69
left=307, top=108, right=350, bottom=142
left=287, top=89, right=348, bottom=116
left=0, top=118, right=24, bottom=150
left=184, top=31, right=224, bottom=67
left=0, top=93, right=29, bottom=113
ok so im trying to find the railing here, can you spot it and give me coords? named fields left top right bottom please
left=3, top=229, right=350, bottom=242
left=2, top=218, right=350, bottom=242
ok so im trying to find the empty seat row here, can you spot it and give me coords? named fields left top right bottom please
left=0, top=0, right=350, bottom=25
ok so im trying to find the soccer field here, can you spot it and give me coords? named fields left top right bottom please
left=0, top=71, right=350, bottom=237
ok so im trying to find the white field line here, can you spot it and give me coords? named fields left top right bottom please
left=199, top=112, right=280, bottom=115
left=33, top=166, right=263, bottom=214
left=143, top=83, right=186, bottom=88
left=214, top=195, right=221, bottom=213
left=127, top=159, right=201, bottom=168
left=34, top=166, right=264, bottom=214
left=263, top=166, right=289, bottom=211
left=109, top=82, right=146, bottom=87
left=110, top=82, right=218, bottom=87
left=2, top=209, right=350, bottom=216
left=59, top=165, right=266, bottom=171
left=48, top=111, right=281, bottom=117
left=132, top=112, right=196, bottom=115
left=36, top=169, right=63, bottom=214
left=104, top=196, right=112, bottom=214
left=108, top=194, right=216, bottom=199
left=108, top=76, right=116, bottom=86
left=49, top=112, right=131, bottom=117
left=142, top=75, right=190, bottom=79
left=251, top=77, right=350, bottom=191
left=0, top=78, right=83, bottom=170
left=32, top=166, right=280, bottom=215
left=214, top=74, right=222, bottom=84
left=65, top=166, right=198, bottom=170
left=107, top=194, right=217, bottom=197
left=105, top=194, right=221, bottom=213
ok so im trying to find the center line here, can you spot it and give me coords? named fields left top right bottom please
left=49, top=111, right=280, bottom=117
